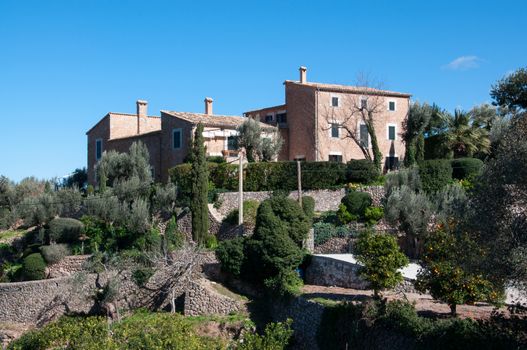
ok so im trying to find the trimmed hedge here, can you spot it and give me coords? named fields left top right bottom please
left=170, top=161, right=379, bottom=195
left=22, top=253, right=47, bottom=280
left=341, top=191, right=373, bottom=219
left=302, top=196, right=315, bottom=219
left=418, top=159, right=453, bottom=193
left=40, top=244, right=70, bottom=264
left=451, top=158, right=483, bottom=180
left=48, top=218, right=85, bottom=244
left=346, top=159, right=380, bottom=183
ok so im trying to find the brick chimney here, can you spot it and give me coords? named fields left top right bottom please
left=136, top=100, right=148, bottom=134
left=299, top=66, right=307, bottom=84
left=204, top=97, right=213, bottom=115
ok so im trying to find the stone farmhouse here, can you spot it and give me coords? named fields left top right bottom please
left=245, top=67, right=410, bottom=168
left=86, top=67, right=411, bottom=185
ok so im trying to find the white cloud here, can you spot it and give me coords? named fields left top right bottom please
left=443, top=56, right=482, bottom=71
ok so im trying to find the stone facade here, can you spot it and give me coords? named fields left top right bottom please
left=245, top=67, right=410, bottom=169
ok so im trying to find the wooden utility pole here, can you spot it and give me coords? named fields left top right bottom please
left=238, top=150, right=244, bottom=225
left=297, top=160, right=302, bottom=206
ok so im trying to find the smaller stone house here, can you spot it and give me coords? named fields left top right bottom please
left=87, top=98, right=276, bottom=185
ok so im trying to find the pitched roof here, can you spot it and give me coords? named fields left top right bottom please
left=85, top=112, right=160, bottom=135
left=284, top=80, right=412, bottom=98
left=162, top=111, right=276, bottom=130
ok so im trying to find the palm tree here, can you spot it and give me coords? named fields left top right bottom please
left=442, top=110, right=490, bottom=158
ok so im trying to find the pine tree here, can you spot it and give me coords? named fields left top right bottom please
left=190, top=123, right=209, bottom=244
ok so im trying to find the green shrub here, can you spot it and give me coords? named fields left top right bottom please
left=223, top=200, right=260, bottom=227
left=206, top=156, right=226, bottom=164
left=301, top=196, right=315, bottom=220
left=21, top=253, right=47, bottom=280
left=364, top=206, right=384, bottom=226
left=48, top=218, right=85, bottom=244
left=337, top=203, right=358, bottom=224
left=341, top=191, right=372, bottom=219
left=239, top=319, right=293, bottom=350
left=450, top=158, right=483, bottom=180
left=216, top=237, right=246, bottom=277
left=418, top=159, right=453, bottom=193
left=346, top=159, right=380, bottom=183
left=204, top=235, right=218, bottom=250
left=40, top=244, right=70, bottom=264
left=354, top=231, right=409, bottom=297
left=132, top=267, right=154, bottom=287
left=164, top=216, right=184, bottom=252
left=313, top=222, right=351, bottom=245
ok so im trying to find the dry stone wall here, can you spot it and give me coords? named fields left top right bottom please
left=306, top=255, right=369, bottom=289
left=216, top=186, right=385, bottom=219
left=183, top=279, right=244, bottom=316
left=47, top=255, right=91, bottom=279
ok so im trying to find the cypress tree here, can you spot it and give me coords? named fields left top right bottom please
left=190, top=123, right=209, bottom=244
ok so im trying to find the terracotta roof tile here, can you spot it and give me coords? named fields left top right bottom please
left=284, top=80, right=412, bottom=98
left=162, top=111, right=275, bottom=129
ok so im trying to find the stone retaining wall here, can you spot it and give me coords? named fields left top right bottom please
left=183, top=279, right=244, bottom=316
left=272, top=297, right=325, bottom=350
left=216, top=187, right=385, bottom=219
left=47, top=255, right=91, bottom=279
left=306, top=255, right=369, bottom=289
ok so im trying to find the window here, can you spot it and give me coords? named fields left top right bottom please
left=331, top=123, right=339, bottom=138
left=277, top=112, right=287, bottom=124
left=329, top=154, right=343, bottom=163
left=331, top=96, right=339, bottom=107
left=265, top=114, right=273, bottom=123
left=388, top=125, right=396, bottom=140
left=227, top=136, right=238, bottom=151
left=389, top=101, right=396, bottom=111
left=173, top=128, right=182, bottom=150
left=361, top=98, right=368, bottom=109
left=95, top=139, right=102, bottom=161
left=360, top=124, right=369, bottom=147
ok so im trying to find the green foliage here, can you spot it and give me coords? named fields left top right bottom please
left=219, top=196, right=308, bottom=296
left=404, top=102, right=435, bottom=166
left=450, top=158, right=483, bottom=180
left=346, top=159, right=380, bottom=183
left=40, top=244, right=70, bottom=264
left=354, top=231, right=409, bottom=296
left=8, top=311, right=230, bottom=350
left=416, top=230, right=503, bottom=315
left=385, top=185, right=433, bottom=258
left=236, top=118, right=283, bottom=162
left=340, top=191, right=372, bottom=220
left=313, top=222, right=352, bottom=245
left=164, top=216, right=184, bottom=253
left=384, top=167, right=421, bottom=198
left=318, top=299, right=525, bottom=350
left=238, top=319, right=293, bottom=350
left=467, top=116, right=527, bottom=286
left=301, top=196, right=315, bottom=221
left=206, top=156, right=226, bottom=163
left=132, top=267, right=154, bottom=287
left=337, top=203, right=358, bottom=224
left=418, top=159, right=453, bottom=193
left=96, top=141, right=153, bottom=188
left=204, top=234, right=218, bottom=250
left=364, top=206, right=384, bottom=226
left=223, top=200, right=260, bottom=227
left=490, top=66, right=527, bottom=111
left=21, top=253, right=47, bottom=281
left=216, top=237, right=246, bottom=277
left=190, top=123, right=209, bottom=244
left=63, top=167, right=87, bottom=189
left=48, top=217, right=85, bottom=244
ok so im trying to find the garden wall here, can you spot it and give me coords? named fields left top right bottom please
left=216, top=186, right=385, bottom=218
left=271, top=297, right=325, bottom=350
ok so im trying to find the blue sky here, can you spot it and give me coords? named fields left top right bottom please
left=0, top=0, right=525, bottom=182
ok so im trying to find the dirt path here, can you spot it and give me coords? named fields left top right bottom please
left=301, top=285, right=505, bottom=319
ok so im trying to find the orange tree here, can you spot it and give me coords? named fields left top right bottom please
left=354, top=231, right=409, bottom=298
left=415, top=229, right=503, bottom=316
